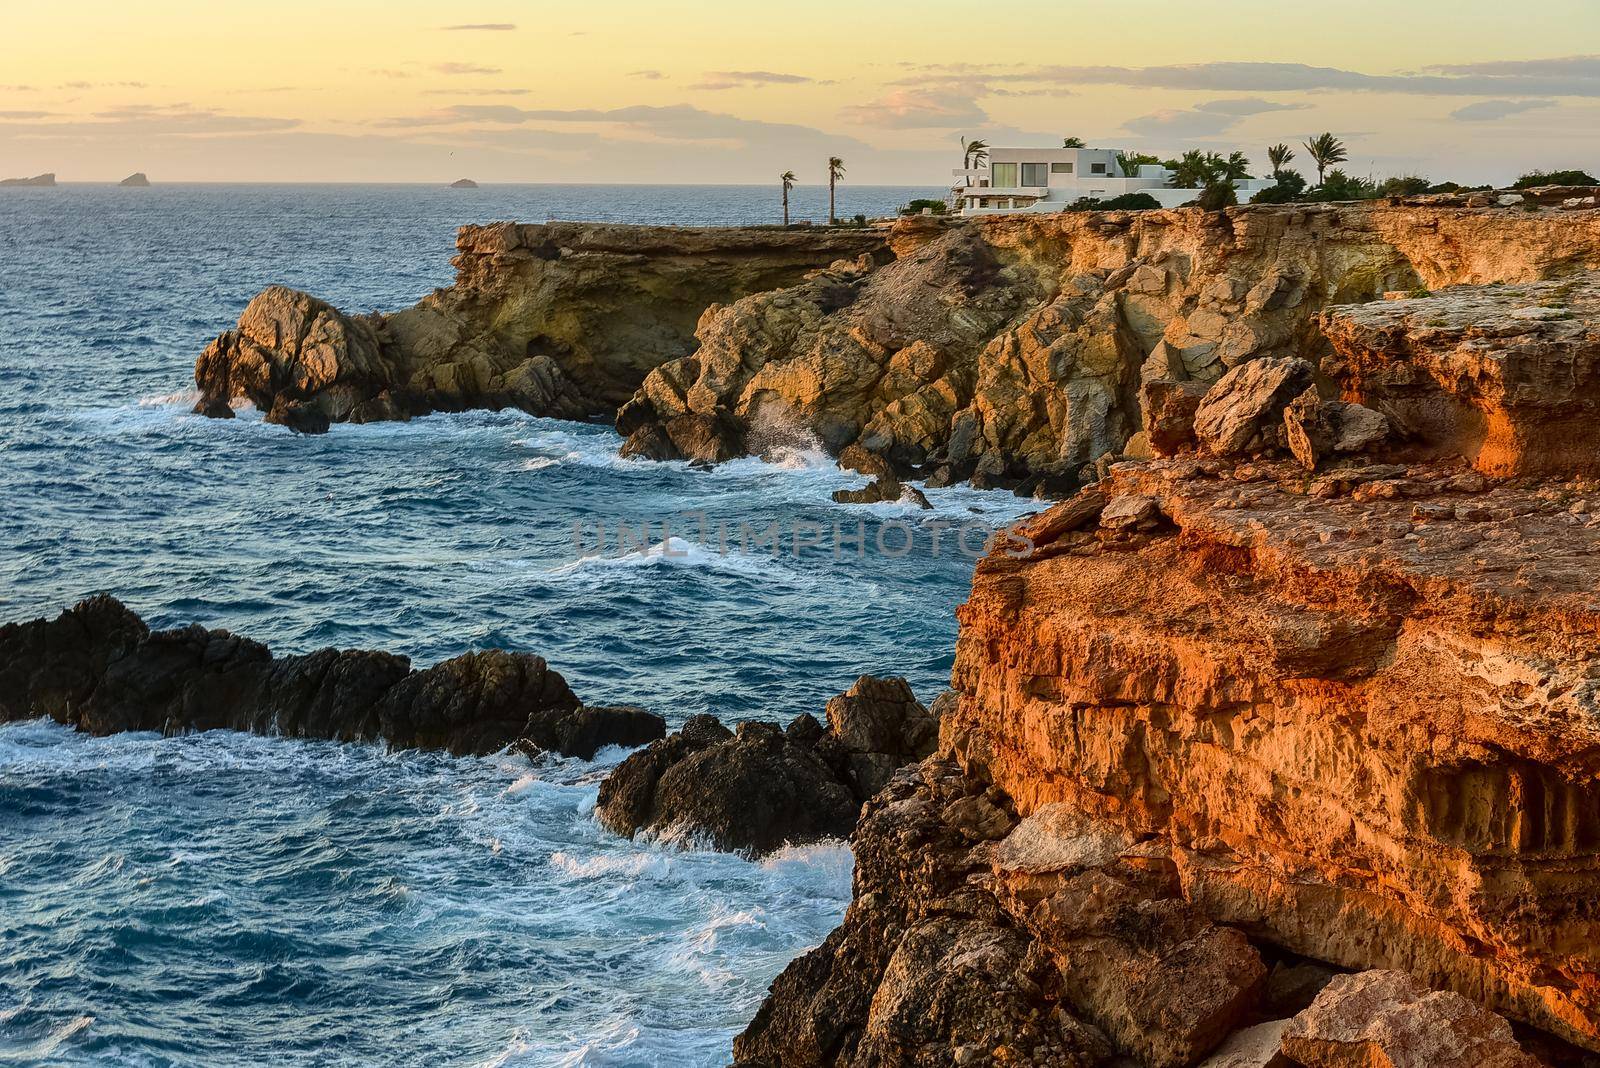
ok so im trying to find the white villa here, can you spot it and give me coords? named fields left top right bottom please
left=951, top=146, right=1276, bottom=214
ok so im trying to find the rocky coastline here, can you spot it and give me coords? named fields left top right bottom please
left=12, top=197, right=1599, bottom=1063
left=194, top=199, right=1600, bottom=497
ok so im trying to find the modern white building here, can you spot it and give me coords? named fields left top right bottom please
left=951, top=146, right=1276, bottom=214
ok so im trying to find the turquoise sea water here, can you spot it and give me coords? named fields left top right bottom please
left=0, top=183, right=1028, bottom=1066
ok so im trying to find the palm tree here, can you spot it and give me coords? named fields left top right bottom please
left=1222, top=151, right=1252, bottom=181
left=1061, top=136, right=1086, bottom=148
left=1267, top=143, right=1295, bottom=179
left=780, top=170, right=796, bottom=225
left=1303, top=133, right=1348, bottom=186
left=1168, top=150, right=1219, bottom=189
left=959, top=137, right=988, bottom=187
left=827, top=156, right=845, bottom=224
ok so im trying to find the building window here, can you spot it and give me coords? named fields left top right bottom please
left=990, top=163, right=1018, bottom=187
left=1050, top=162, right=1074, bottom=174
left=1020, top=163, right=1048, bottom=187
left=1090, top=162, right=1107, bottom=175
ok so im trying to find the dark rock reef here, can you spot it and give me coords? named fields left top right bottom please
left=0, top=595, right=663, bottom=758
left=595, top=675, right=938, bottom=855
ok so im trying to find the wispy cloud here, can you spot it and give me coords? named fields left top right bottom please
left=689, top=69, right=819, bottom=90
left=840, top=88, right=987, bottom=129
left=894, top=58, right=1600, bottom=98
left=1, top=102, right=299, bottom=136
left=433, top=62, right=502, bottom=76
left=1194, top=98, right=1309, bottom=116
left=441, top=23, right=516, bottom=31
left=629, top=70, right=665, bottom=80
left=1450, top=98, right=1557, bottom=121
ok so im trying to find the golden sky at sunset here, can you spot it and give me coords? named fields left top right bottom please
left=3, top=0, right=1597, bottom=184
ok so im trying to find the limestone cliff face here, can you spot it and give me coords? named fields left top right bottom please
left=195, top=207, right=1600, bottom=494
left=622, top=206, right=1600, bottom=489
left=739, top=264, right=1600, bottom=1066
left=947, top=457, right=1600, bottom=1050
left=192, top=222, right=888, bottom=431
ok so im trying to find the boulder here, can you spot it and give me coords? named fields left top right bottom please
left=1141, top=378, right=1212, bottom=456
left=1193, top=357, right=1315, bottom=456
left=595, top=717, right=859, bottom=855
left=1198, top=1020, right=1292, bottom=1068
left=1281, top=970, right=1543, bottom=1068
left=597, top=676, right=941, bottom=855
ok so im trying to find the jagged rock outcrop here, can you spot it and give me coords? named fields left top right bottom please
left=0, top=596, right=663, bottom=758
left=195, top=205, right=1600, bottom=492
left=1320, top=275, right=1600, bottom=476
left=734, top=760, right=1272, bottom=1068
left=596, top=676, right=938, bottom=854
left=944, top=453, right=1600, bottom=1051
left=192, top=223, right=889, bottom=431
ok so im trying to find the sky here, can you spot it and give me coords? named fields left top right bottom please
left=2, top=0, right=1598, bottom=185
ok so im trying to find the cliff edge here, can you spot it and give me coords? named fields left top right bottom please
left=194, top=204, right=1600, bottom=496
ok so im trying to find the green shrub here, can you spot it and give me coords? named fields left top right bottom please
left=1374, top=175, right=1431, bottom=197
left=1251, top=171, right=1308, bottom=204
left=1512, top=169, right=1599, bottom=189
left=1065, top=192, right=1163, bottom=212
left=1197, top=180, right=1238, bottom=211
left=1307, top=170, right=1376, bottom=202
left=899, top=198, right=948, bottom=216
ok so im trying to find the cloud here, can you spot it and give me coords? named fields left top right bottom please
left=1194, top=98, right=1309, bottom=116
left=840, top=88, right=987, bottom=129
left=433, top=63, right=501, bottom=76
left=372, top=102, right=874, bottom=153
left=1450, top=99, right=1557, bottom=122
left=1121, top=108, right=1243, bottom=139
left=2, top=102, right=300, bottom=137
left=690, top=70, right=819, bottom=90
left=423, top=88, right=530, bottom=96
left=894, top=59, right=1600, bottom=98
left=629, top=70, right=665, bottom=80
left=441, top=23, right=516, bottom=31
left=1426, top=55, right=1600, bottom=77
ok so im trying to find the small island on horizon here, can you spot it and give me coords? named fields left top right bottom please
left=0, top=172, right=56, bottom=187
left=449, top=178, right=479, bottom=189
left=119, top=172, right=151, bottom=187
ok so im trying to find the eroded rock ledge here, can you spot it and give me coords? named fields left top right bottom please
left=194, top=205, right=1600, bottom=493
left=0, top=595, right=663, bottom=758
left=734, top=272, right=1600, bottom=1065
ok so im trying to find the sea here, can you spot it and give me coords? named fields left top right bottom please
left=0, top=183, right=1031, bottom=1067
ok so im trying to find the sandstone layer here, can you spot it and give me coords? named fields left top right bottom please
left=195, top=205, right=1600, bottom=491
left=0, top=595, right=663, bottom=758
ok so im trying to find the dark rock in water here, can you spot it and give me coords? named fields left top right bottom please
left=523, top=703, right=666, bottom=761
left=597, top=716, right=858, bottom=855
left=830, top=475, right=931, bottom=510
left=596, top=676, right=940, bottom=855
left=119, top=173, right=151, bottom=187
left=450, top=178, right=479, bottom=189
left=0, top=596, right=664, bottom=759
left=0, top=173, right=55, bottom=187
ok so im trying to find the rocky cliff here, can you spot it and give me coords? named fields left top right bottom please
left=196, top=205, right=1600, bottom=494
left=736, top=254, right=1600, bottom=1065
left=193, top=222, right=888, bottom=432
